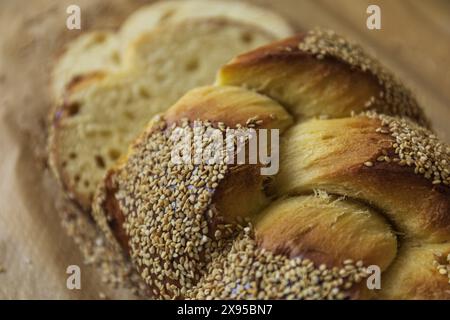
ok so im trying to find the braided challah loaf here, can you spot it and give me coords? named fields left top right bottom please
left=93, top=29, right=450, bottom=299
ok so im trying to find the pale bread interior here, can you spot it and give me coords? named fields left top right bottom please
left=51, top=0, right=293, bottom=99
left=120, top=0, right=292, bottom=42
left=52, top=31, right=120, bottom=100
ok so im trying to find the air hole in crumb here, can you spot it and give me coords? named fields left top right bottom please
left=159, top=9, right=176, bottom=22
left=74, top=174, right=81, bottom=184
left=321, top=134, right=334, bottom=141
left=62, top=161, right=67, bottom=168
left=156, top=73, right=166, bottom=82
left=123, top=111, right=135, bottom=120
left=241, top=32, right=253, bottom=44
left=85, top=33, right=107, bottom=48
left=94, top=33, right=107, bottom=43
left=95, top=155, right=106, bottom=169
left=138, top=86, right=151, bottom=99
left=108, top=149, right=121, bottom=161
left=69, top=152, right=77, bottom=159
left=185, top=59, right=199, bottom=72
left=84, top=180, right=90, bottom=187
left=66, top=102, right=80, bottom=116
left=262, top=176, right=275, bottom=197
left=111, top=51, right=121, bottom=64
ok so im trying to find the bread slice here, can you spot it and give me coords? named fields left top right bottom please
left=52, top=32, right=120, bottom=100
left=51, top=0, right=293, bottom=99
left=48, top=19, right=276, bottom=211
left=119, top=0, right=293, bottom=42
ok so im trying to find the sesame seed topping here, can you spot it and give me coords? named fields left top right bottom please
left=62, top=200, right=148, bottom=297
left=365, top=112, right=450, bottom=186
left=109, top=117, right=369, bottom=299
left=112, top=118, right=235, bottom=298
left=433, top=252, right=450, bottom=283
left=186, top=228, right=368, bottom=300
left=364, top=161, right=374, bottom=167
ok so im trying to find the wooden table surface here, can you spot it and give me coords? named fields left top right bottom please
left=0, top=0, right=449, bottom=299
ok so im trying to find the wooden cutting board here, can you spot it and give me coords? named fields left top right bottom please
left=0, top=0, right=448, bottom=299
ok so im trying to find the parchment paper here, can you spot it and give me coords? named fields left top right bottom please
left=0, top=0, right=149, bottom=299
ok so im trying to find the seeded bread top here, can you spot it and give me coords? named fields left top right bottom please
left=366, top=112, right=450, bottom=186
left=95, top=117, right=371, bottom=299
left=94, top=84, right=450, bottom=299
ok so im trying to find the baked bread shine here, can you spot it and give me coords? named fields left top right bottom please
left=93, top=29, right=450, bottom=299
left=217, top=29, right=429, bottom=127
left=49, top=19, right=279, bottom=211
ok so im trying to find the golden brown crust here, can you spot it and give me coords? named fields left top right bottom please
left=376, top=243, right=450, bottom=299
left=274, top=116, right=450, bottom=242
left=221, top=34, right=307, bottom=65
left=254, top=195, right=398, bottom=271
left=164, top=85, right=293, bottom=130
left=217, top=31, right=429, bottom=126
